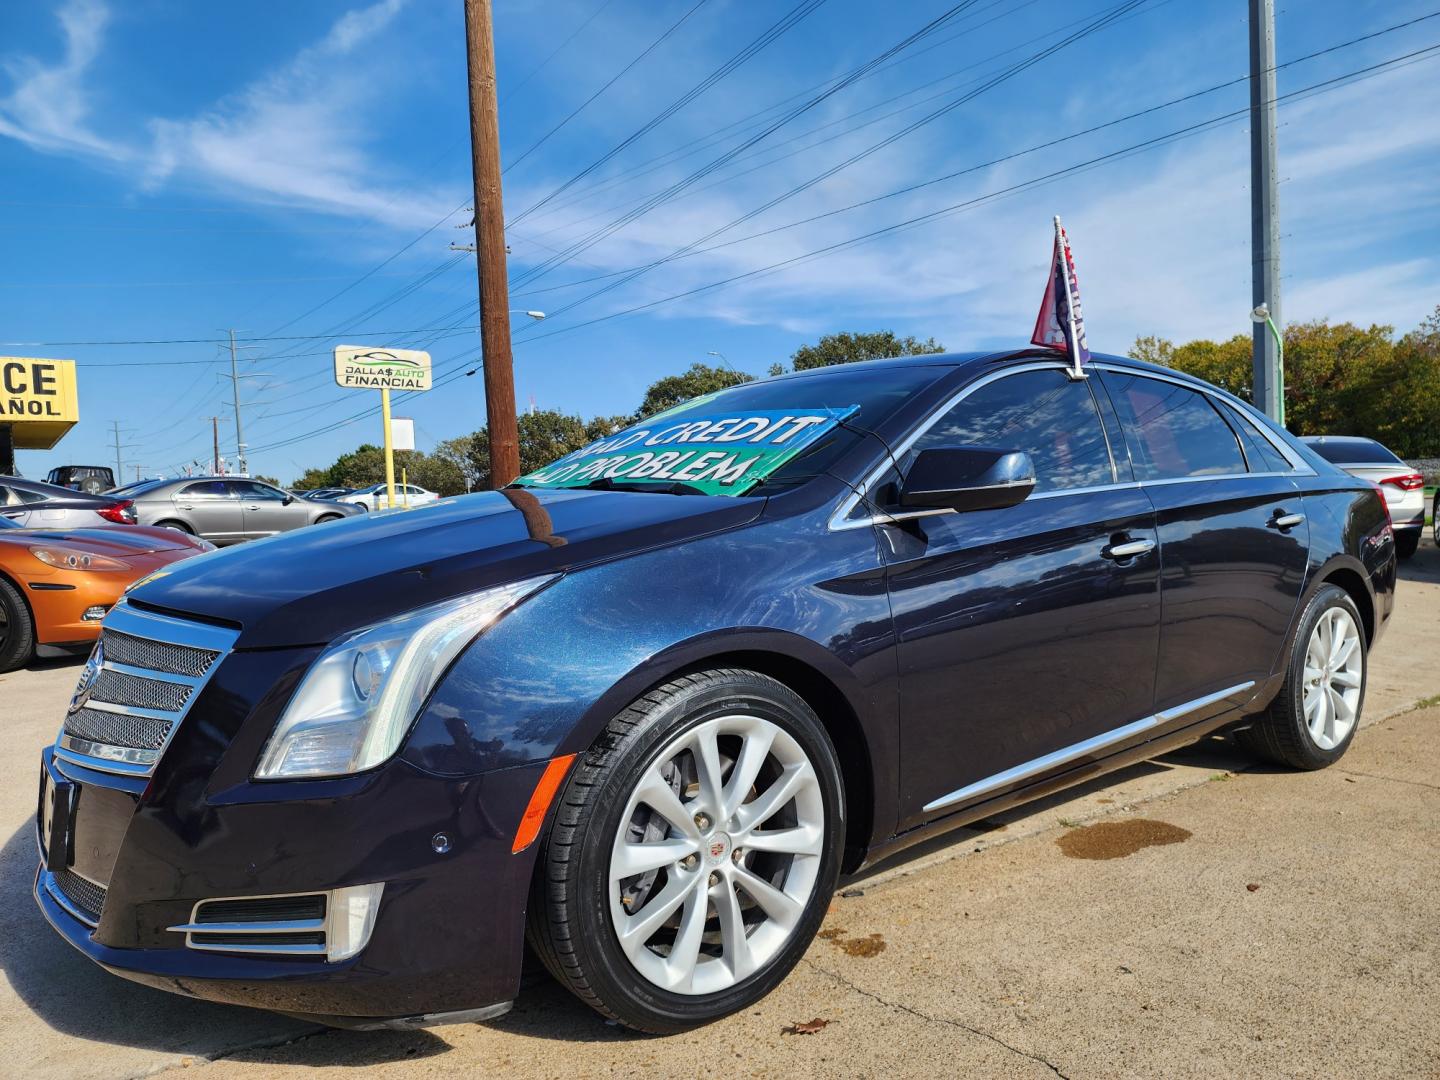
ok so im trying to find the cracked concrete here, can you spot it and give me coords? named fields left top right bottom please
left=1, top=541, right=1437, bottom=1078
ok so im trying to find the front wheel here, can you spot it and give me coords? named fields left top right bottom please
left=0, top=576, right=35, bottom=673
left=1238, top=584, right=1366, bottom=769
left=527, top=669, right=844, bottom=1033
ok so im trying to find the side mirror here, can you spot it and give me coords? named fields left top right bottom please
left=282, top=494, right=294, bottom=505
left=898, top=446, right=1036, bottom=512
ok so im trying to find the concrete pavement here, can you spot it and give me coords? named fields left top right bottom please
left=2, top=540, right=1437, bottom=1078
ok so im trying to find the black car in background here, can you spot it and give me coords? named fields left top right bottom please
left=35, top=349, right=1394, bottom=1033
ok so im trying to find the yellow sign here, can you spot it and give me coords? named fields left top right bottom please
left=1, top=357, right=79, bottom=449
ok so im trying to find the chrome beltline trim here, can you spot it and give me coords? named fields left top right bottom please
left=921, top=680, right=1256, bottom=813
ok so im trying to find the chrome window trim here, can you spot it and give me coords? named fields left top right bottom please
left=830, top=359, right=1314, bottom=532
left=53, top=600, right=237, bottom=779
left=921, top=680, right=1256, bottom=813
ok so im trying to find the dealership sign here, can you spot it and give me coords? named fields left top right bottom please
left=333, top=346, right=432, bottom=391
left=517, top=405, right=859, bottom=497
left=1, top=357, right=79, bottom=449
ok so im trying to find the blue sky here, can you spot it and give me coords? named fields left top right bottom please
left=1, top=0, right=1436, bottom=484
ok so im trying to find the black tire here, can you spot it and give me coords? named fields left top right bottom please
left=1395, top=530, right=1419, bottom=560
left=1238, top=584, right=1366, bottom=770
left=527, top=669, right=844, bottom=1034
left=0, top=575, right=36, bottom=674
left=155, top=519, right=193, bottom=534
left=315, top=514, right=342, bottom=524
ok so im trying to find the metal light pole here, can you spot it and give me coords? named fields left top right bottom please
left=1249, top=0, right=1283, bottom=423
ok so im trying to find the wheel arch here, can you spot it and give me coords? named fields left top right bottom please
left=1317, top=563, right=1374, bottom=645
left=0, top=565, right=38, bottom=653
left=644, top=647, right=876, bottom=873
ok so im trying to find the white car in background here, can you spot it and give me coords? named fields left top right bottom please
left=337, top=482, right=440, bottom=512
left=1302, top=436, right=1425, bottom=559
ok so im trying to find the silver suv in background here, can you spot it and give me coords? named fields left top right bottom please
left=1301, top=436, right=1425, bottom=558
left=125, top=477, right=362, bottom=544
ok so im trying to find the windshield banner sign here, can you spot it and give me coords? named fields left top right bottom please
left=517, top=405, right=859, bottom=496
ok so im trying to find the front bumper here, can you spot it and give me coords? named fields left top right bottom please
left=33, top=638, right=554, bottom=1024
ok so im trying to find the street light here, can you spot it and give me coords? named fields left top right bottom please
left=513, top=310, right=546, bottom=321
left=1250, top=303, right=1286, bottom=426
left=706, top=350, right=735, bottom=372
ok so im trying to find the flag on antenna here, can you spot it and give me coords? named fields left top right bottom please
left=1031, top=216, right=1089, bottom=378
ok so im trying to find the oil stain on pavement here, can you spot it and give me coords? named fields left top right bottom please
left=818, top=927, right=888, bottom=957
left=1056, top=819, right=1192, bottom=860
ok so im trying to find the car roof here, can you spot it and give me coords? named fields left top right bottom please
left=761, top=347, right=1203, bottom=384
left=0, top=475, right=108, bottom=499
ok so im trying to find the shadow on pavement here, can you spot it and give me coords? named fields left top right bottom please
left=1396, top=535, right=1439, bottom=584
left=0, top=823, right=451, bottom=1064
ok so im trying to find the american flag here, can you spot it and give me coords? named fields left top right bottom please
left=1031, top=216, right=1089, bottom=374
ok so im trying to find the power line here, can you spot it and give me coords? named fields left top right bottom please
left=501, top=0, right=618, bottom=103
left=502, top=0, right=714, bottom=174
left=507, top=0, right=836, bottom=226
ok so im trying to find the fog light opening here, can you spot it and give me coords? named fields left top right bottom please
left=81, top=605, right=110, bottom=622
left=328, top=883, right=385, bottom=962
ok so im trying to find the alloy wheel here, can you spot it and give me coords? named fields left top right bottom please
left=1303, top=607, right=1362, bottom=750
left=608, top=713, right=824, bottom=996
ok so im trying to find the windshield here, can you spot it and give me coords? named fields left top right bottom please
left=513, top=365, right=947, bottom=496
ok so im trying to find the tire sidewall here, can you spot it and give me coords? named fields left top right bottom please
left=1281, top=584, right=1366, bottom=767
left=0, top=576, right=35, bottom=673
left=565, top=674, right=844, bottom=1032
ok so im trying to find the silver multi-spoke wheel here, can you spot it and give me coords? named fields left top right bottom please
left=608, top=713, right=824, bottom=996
left=1302, top=607, right=1362, bottom=750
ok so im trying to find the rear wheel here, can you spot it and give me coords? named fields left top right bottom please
left=527, top=669, right=843, bottom=1033
left=1395, top=530, right=1419, bottom=559
left=315, top=514, right=342, bottom=524
left=1238, top=584, right=1365, bottom=769
left=0, top=576, right=36, bottom=674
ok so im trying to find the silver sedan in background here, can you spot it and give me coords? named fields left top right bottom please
left=125, top=477, right=362, bottom=545
left=1302, top=435, right=1426, bottom=558
left=0, top=476, right=137, bottom=529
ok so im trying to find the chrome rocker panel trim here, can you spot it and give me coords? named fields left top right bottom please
left=922, top=681, right=1257, bottom=813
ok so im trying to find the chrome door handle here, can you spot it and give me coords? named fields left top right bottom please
left=1271, top=511, right=1304, bottom=530
left=1104, top=537, right=1155, bottom=560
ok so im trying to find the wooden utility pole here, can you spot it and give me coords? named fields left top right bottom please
left=464, top=0, right=519, bottom=487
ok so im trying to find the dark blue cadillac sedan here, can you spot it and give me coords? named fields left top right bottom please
left=35, top=349, right=1394, bottom=1032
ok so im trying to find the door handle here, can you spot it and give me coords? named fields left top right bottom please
left=1103, top=536, right=1155, bottom=560
left=1270, top=510, right=1304, bottom=530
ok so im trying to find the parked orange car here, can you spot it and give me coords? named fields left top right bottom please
left=0, top=516, right=212, bottom=672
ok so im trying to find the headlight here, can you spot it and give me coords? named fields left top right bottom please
left=30, top=546, right=128, bottom=572
left=254, top=575, right=555, bottom=779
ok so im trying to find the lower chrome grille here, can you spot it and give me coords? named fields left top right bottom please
left=63, top=707, right=172, bottom=751
left=53, top=602, right=237, bottom=778
left=50, top=869, right=106, bottom=925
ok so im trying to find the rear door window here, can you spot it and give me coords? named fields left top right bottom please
left=180, top=481, right=232, bottom=498
left=1103, top=373, right=1246, bottom=480
left=906, top=368, right=1116, bottom=494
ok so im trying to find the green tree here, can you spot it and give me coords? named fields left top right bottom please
left=291, top=444, right=467, bottom=496
left=1166, top=335, right=1254, bottom=400
left=636, top=362, right=752, bottom=418
left=788, top=330, right=945, bottom=372
left=466, top=410, right=601, bottom=489
left=1128, top=335, right=1174, bottom=366
left=1282, top=320, right=1395, bottom=438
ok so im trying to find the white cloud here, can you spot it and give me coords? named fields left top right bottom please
left=0, top=0, right=460, bottom=229
left=0, top=0, right=127, bottom=159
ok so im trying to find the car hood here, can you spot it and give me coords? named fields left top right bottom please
left=127, top=488, right=765, bottom=647
left=0, top=525, right=197, bottom=557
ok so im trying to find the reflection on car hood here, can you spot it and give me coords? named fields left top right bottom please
left=127, top=488, right=764, bottom=647
left=0, top=525, right=197, bottom=557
